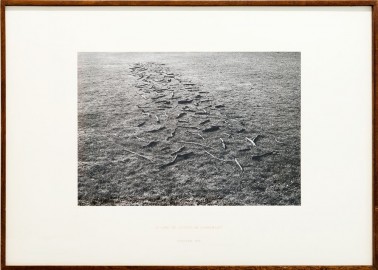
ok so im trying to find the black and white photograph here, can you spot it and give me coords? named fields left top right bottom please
left=78, top=52, right=301, bottom=206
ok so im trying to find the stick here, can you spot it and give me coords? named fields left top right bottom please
left=197, top=133, right=205, bottom=140
left=246, top=137, right=256, bottom=146
left=203, top=150, right=231, bottom=162
left=220, top=138, right=226, bottom=149
left=234, top=158, right=243, bottom=171
left=124, top=148, right=152, bottom=161
left=155, top=115, right=160, bottom=123
left=246, top=135, right=260, bottom=147
left=252, top=134, right=261, bottom=142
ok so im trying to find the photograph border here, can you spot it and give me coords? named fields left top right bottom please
left=1, top=0, right=376, bottom=269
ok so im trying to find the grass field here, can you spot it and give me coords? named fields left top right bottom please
left=78, top=52, right=301, bottom=206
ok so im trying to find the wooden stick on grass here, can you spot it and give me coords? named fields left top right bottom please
left=220, top=138, right=226, bottom=149
left=197, top=133, right=205, bottom=140
left=246, top=135, right=260, bottom=147
left=246, top=137, right=256, bottom=147
left=252, top=134, right=261, bottom=142
left=203, top=150, right=231, bottom=162
left=124, top=148, right=152, bottom=161
left=234, top=158, right=243, bottom=172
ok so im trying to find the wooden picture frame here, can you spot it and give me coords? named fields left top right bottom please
left=1, top=1, right=376, bottom=269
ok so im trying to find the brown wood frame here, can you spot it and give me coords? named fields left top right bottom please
left=0, top=1, right=376, bottom=269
